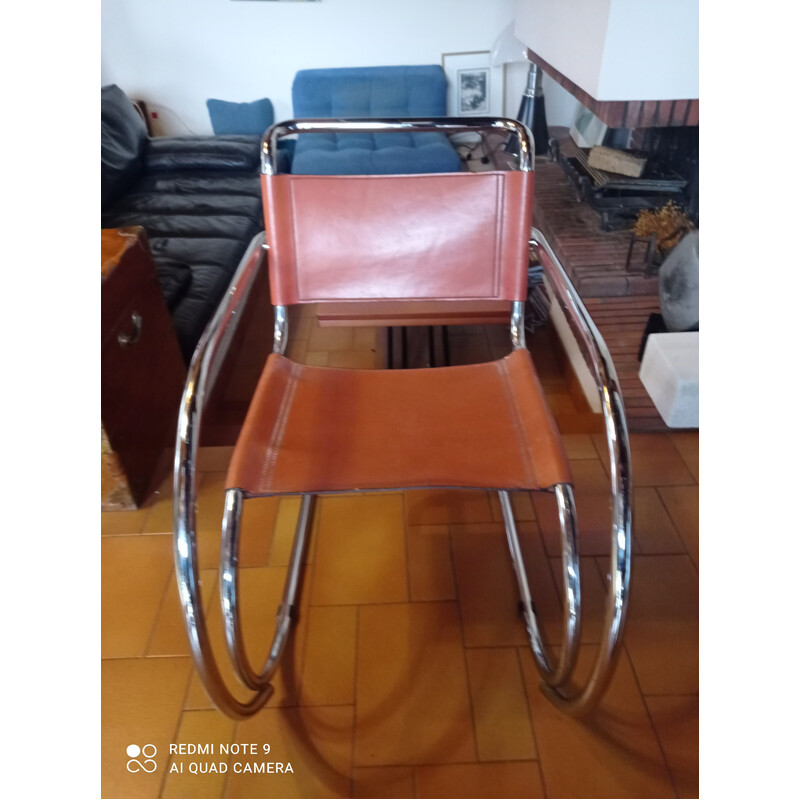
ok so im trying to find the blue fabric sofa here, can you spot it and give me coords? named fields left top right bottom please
left=289, top=65, right=462, bottom=175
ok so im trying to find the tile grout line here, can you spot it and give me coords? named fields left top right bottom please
left=293, top=506, right=320, bottom=710
left=220, top=714, right=238, bottom=799
left=349, top=603, right=360, bottom=797
left=514, top=647, right=550, bottom=799
left=142, top=568, right=179, bottom=659
left=525, top=514, right=565, bottom=651
left=99, top=529, right=159, bottom=540
left=402, top=491, right=413, bottom=604
left=655, top=485, right=699, bottom=576
left=623, top=641, right=682, bottom=799
left=447, top=520, right=481, bottom=766
left=284, top=493, right=358, bottom=788
left=635, top=485, right=688, bottom=557
left=158, top=659, right=201, bottom=799
left=263, top=497, right=282, bottom=567
left=597, top=548, right=694, bottom=795
left=533, top=758, right=549, bottom=800
left=667, top=432, right=699, bottom=485
left=460, top=632, right=482, bottom=764
left=136, top=489, right=163, bottom=536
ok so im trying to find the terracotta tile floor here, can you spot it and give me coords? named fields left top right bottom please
left=101, top=307, right=699, bottom=798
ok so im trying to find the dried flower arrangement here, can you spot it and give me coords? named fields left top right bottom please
left=632, top=200, right=694, bottom=254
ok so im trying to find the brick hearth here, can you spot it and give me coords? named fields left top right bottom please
left=533, top=141, right=660, bottom=299
left=533, top=135, right=680, bottom=433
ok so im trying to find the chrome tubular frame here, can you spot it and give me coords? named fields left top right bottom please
left=510, top=300, right=526, bottom=350
left=529, top=227, right=633, bottom=716
left=273, top=305, right=288, bottom=355
left=498, top=485, right=580, bottom=688
left=220, top=490, right=316, bottom=691
left=261, top=117, right=534, bottom=175
left=173, top=232, right=274, bottom=719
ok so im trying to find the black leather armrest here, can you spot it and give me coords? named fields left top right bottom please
left=144, top=135, right=260, bottom=172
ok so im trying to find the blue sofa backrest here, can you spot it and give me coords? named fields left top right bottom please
left=292, top=65, right=447, bottom=118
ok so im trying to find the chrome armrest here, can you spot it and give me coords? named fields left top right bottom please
left=530, top=227, right=633, bottom=715
left=173, top=231, right=271, bottom=719
left=260, top=117, right=535, bottom=175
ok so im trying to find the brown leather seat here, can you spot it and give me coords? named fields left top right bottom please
left=226, top=347, right=571, bottom=497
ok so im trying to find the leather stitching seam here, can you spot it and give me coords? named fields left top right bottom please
left=496, top=358, right=539, bottom=489
left=259, top=361, right=300, bottom=492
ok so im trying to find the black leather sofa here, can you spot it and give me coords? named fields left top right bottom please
left=101, top=84, right=264, bottom=361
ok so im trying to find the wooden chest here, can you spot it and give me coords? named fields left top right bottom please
left=101, top=227, right=186, bottom=509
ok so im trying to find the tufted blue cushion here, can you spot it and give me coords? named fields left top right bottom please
left=289, top=65, right=460, bottom=175
left=206, top=97, right=274, bottom=136
left=291, top=131, right=461, bottom=175
left=292, top=65, right=447, bottom=118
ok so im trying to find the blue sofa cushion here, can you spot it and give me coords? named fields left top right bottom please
left=289, top=65, right=461, bottom=175
left=206, top=97, right=274, bottom=136
left=291, top=131, right=461, bottom=175
left=292, top=65, right=447, bottom=118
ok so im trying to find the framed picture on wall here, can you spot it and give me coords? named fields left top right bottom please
left=457, top=68, right=489, bottom=114
left=442, top=51, right=504, bottom=117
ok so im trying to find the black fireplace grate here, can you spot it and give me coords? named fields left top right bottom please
left=550, top=138, right=691, bottom=231
left=572, top=147, right=687, bottom=192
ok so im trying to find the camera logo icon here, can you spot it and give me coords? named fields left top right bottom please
left=126, top=744, right=157, bottom=773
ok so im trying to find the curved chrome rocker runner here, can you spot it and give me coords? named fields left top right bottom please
left=528, top=230, right=633, bottom=714
left=173, top=117, right=632, bottom=721
left=172, top=232, right=276, bottom=718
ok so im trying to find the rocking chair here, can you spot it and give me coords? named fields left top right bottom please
left=173, top=117, right=632, bottom=719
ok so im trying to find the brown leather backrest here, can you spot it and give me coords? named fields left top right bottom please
left=262, top=169, right=534, bottom=306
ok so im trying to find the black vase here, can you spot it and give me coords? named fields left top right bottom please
left=508, top=62, right=549, bottom=157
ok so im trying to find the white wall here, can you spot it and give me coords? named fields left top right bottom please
left=102, top=0, right=582, bottom=136
left=600, top=0, right=698, bottom=101
left=514, top=0, right=699, bottom=101
left=515, top=0, right=611, bottom=99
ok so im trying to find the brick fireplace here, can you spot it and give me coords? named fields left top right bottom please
left=527, top=48, right=699, bottom=130
left=514, top=1, right=699, bottom=431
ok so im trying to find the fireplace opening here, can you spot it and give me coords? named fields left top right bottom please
left=550, top=123, right=699, bottom=232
